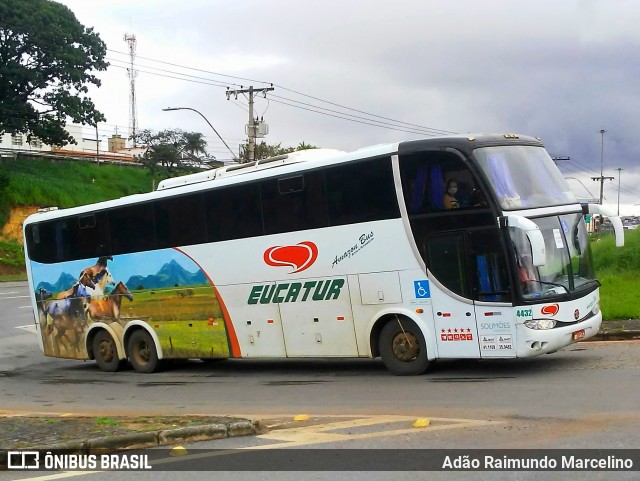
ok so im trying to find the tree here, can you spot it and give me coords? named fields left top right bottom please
left=0, top=0, right=108, bottom=146
left=239, top=140, right=319, bottom=162
left=134, top=129, right=217, bottom=177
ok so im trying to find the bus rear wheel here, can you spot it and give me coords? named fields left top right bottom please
left=92, top=330, right=124, bottom=372
left=379, top=317, right=430, bottom=376
left=128, top=330, right=161, bottom=373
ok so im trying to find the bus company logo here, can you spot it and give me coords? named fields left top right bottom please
left=540, top=304, right=559, bottom=316
left=264, top=241, right=318, bottom=273
left=574, top=309, right=580, bottom=320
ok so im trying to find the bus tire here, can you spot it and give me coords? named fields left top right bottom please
left=127, top=329, right=161, bottom=373
left=92, top=330, right=124, bottom=372
left=379, top=317, right=430, bottom=376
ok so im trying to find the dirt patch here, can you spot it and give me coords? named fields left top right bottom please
left=1, top=205, right=39, bottom=244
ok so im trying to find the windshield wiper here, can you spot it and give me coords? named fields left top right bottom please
left=529, top=280, right=570, bottom=295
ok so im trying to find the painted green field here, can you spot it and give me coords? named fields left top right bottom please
left=121, top=285, right=229, bottom=359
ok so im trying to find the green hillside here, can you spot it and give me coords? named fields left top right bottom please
left=0, top=157, right=155, bottom=216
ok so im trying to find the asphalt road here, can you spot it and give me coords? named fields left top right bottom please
left=2, top=281, right=640, bottom=480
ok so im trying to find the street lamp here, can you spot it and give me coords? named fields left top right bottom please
left=162, top=107, right=238, bottom=162
left=616, top=167, right=623, bottom=216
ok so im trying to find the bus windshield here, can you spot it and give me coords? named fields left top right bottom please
left=474, top=145, right=577, bottom=210
left=512, top=213, right=596, bottom=300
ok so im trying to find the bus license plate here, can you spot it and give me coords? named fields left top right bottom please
left=572, top=329, right=586, bottom=341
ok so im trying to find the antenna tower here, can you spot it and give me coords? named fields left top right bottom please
left=124, top=33, right=138, bottom=144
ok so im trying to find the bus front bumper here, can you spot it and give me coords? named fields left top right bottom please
left=516, top=312, right=602, bottom=358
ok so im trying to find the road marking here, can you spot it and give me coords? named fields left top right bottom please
left=9, top=415, right=501, bottom=479
left=19, top=305, right=33, bottom=309
left=256, top=415, right=497, bottom=445
left=0, top=295, right=30, bottom=299
left=15, top=324, right=37, bottom=334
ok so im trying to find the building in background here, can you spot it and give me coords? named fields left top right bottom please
left=0, top=124, right=141, bottom=163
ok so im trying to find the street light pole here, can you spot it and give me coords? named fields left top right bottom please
left=616, top=167, right=623, bottom=215
left=599, top=129, right=606, bottom=205
left=162, top=107, right=239, bottom=162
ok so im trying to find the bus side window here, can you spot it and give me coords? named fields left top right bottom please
left=109, top=203, right=156, bottom=255
left=325, top=157, right=398, bottom=226
left=399, top=151, right=489, bottom=214
left=155, top=193, right=206, bottom=248
left=468, top=229, right=511, bottom=303
left=204, top=182, right=263, bottom=242
left=261, top=171, right=327, bottom=235
left=425, top=234, right=471, bottom=298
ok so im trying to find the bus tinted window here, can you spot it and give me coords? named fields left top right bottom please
left=262, top=171, right=328, bottom=235
left=155, top=193, right=206, bottom=248
left=205, top=183, right=263, bottom=242
left=426, top=233, right=471, bottom=298
left=325, top=157, right=399, bottom=226
left=26, top=213, right=111, bottom=263
left=400, top=151, right=488, bottom=215
left=109, top=203, right=156, bottom=254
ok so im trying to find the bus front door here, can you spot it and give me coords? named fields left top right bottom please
left=425, top=233, right=480, bottom=358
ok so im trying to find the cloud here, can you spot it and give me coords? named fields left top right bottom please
left=57, top=0, right=640, bottom=211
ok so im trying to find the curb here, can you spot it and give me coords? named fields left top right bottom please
left=12, top=419, right=267, bottom=454
left=585, top=330, right=640, bottom=342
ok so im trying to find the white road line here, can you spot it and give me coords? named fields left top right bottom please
left=19, top=305, right=33, bottom=309
left=0, top=295, right=30, bottom=299
left=15, top=325, right=37, bottom=333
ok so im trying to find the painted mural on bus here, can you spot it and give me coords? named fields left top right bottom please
left=30, top=248, right=230, bottom=360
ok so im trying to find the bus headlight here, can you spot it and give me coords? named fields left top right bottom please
left=524, top=319, right=557, bottom=330
left=591, top=303, right=600, bottom=315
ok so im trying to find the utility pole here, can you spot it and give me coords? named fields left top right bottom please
left=226, top=85, right=274, bottom=162
left=591, top=129, right=615, bottom=205
left=95, top=123, right=99, bottom=166
left=616, top=167, right=623, bottom=215
left=591, top=130, right=614, bottom=238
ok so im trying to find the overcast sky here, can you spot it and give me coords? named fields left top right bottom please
left=59, top=0, right=640, bottom=214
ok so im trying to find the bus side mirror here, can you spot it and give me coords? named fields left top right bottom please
left=500, top=215, right=546, bottom=267
left=585, top=204, right=624, bottom=247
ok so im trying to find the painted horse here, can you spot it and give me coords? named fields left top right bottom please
left=86, top=281, right=133, bottom=321
left=44, top=282, right=93, bottom=355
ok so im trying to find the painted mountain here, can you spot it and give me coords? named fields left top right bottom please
left=125, top=260, right=207, bottom=289
left=36, top=272, right=77, bottom=293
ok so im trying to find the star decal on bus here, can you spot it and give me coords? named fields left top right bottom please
left=263, top=241, right=319, bottom=273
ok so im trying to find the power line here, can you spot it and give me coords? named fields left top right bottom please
left=274, top=84, right=457, bottom=135
left=268, top=93, right=449, bottom=136
left=106, top=49, right=455, bottom=136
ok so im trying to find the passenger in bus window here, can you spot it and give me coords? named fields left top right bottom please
left=517, top=253, right=538, bottom=294
left=443, top=178, right=459, bottom=209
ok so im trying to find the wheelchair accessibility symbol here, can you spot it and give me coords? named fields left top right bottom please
left=414, top=280, right=431, bottom=299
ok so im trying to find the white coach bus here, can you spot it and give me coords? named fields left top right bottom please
left=23, top=134, right=624, bottom=375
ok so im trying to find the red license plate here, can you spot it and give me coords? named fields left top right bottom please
left=572, top=329, right=586, bottom=341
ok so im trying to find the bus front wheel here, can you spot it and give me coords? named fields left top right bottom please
left=92, top=330, right=124, bottom=372
left=379, top=317, right=430, bottom=375
left=127, top=330, right=160, bottom=373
